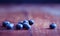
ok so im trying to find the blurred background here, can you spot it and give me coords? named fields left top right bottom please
left=0, top=0, right=60, bottom=36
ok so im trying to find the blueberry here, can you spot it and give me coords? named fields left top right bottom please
left=23, top=23, right=31, bottom=30
left=23, top=20, right=29, bottom=23
left=6, top=23, right=14, bottom=30
left=28, top=20, right=34, bottom=25
left=16, top=24, right=23, bottom=30
left=49, top=23, right=57, bottom=29
left=2, top=21, right=10, bottom=27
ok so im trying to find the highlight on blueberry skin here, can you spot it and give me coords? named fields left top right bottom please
left=2, top=21, right=11, bottom=27
left=16, top=24, right=23, bottom=30
left=49, top=23, right=57, bottom=29
left=23, top=20, right=29, bottom=23
left=28, top=19, right=34, bottom=25
left=6, top=23, right=14, bottom=30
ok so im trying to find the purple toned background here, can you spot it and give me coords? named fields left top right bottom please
left=0, top=4, right=60, bottom=36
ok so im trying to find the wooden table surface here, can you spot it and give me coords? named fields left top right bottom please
left=0, top=4, right=60, bottom=36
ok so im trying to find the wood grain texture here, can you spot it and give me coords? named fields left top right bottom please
left=0, top=4, right=60, bottom=36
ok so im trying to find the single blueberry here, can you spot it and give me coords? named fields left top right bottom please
left=50, top=23, right=57, bottom=29
left=23, top=20, right=29, bottom=23
left=2, top=21, right=10, bottom=27
left=28, top=19, right=34, bottom=25
left=23, top=23, right=31, bottom=30
left=6, top=23, right=14, bottom=30
left=16, top=24, right=23, bottom=30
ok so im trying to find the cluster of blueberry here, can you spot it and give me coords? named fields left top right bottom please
left=2, top=19, right=57, bottom=30
left=2, top=20, right=34, bottom=30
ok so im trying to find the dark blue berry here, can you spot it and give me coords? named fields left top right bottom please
left=16, top=24, right=23, bottom=30
left=50, top=23, right=57, bottom=29
left=28, top=20, right=34, bottom=25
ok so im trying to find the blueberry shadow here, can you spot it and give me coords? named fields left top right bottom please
left=46, top=28, right=55, bottom=30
